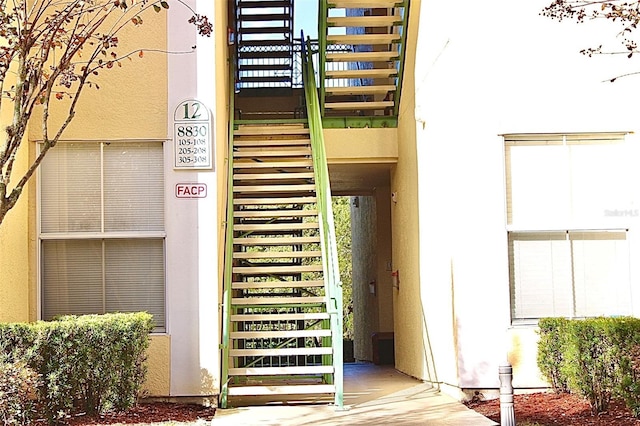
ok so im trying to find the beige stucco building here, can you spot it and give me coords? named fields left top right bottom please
left=2, top=0, right=640, bottom=405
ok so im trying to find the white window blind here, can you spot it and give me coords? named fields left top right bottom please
left=509, top=231, right=630, bottom=321
left=40, top=142, right=165, bottom=331
left=504, top=133, right=632, bottom=323
left=571, top=231, right=631, bottom=317
left=104, top=143, right=164, bottom=231
left=505, top=134, right=630, bottom=229
left=509, top=232, right=573, bottom=320
left=42, top=240, right=104, bottom=318
left=40, top=143, right=102, bottom=233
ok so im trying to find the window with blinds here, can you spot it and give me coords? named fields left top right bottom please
left=504, top=134, right=632, bottom=323
left=39, top=142, right=166, bottom=331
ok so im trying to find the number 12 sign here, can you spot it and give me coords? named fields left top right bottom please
left=173, top=99, right=213, bottom=170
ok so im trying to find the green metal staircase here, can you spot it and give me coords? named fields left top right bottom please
left=236, top=0, right=295, bottom=90
left=320, top=0, right=409, bottom=122
left=220, top=0, right=412, bottom=408
left=221, top=123, right=338, bottom=405
left=221, top=37, right=343, bottom=409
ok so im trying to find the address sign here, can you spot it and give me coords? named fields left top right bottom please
left=173, top=99, right=213, bottom=169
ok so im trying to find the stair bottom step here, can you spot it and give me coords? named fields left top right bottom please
left=228, top=384, right=336, bottom=396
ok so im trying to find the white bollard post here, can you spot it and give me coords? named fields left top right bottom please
left=499, top=364, right=516, bottom=426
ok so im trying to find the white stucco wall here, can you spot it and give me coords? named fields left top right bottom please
left=413, top=0, right=640, bottom=391
left=166, top=0, right=219, bottom=396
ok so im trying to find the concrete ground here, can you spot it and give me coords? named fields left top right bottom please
left=212, top=363, right=498, bottom=425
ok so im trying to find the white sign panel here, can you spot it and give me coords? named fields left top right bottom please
left=173, top=99, right=213, bottom=169
left=175, top=183, right=208, bottom=198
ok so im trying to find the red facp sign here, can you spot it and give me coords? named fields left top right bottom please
left=175, top=183, right=207, bottom=198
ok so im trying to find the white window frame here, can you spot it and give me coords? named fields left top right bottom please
left=504, top=132, right=633, bottom=324
left=37, top=140, right=167, bottom=331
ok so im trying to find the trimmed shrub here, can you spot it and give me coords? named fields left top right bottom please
left=562, top=318, right=617, bottom=413
left=0, top=312, right=153, bottom=424
left=537, top=316, right=640, bottom=417
left=608, top=318, right=640, bottom=417
left=0, top=361, right=41, bottom=425
left=537, top=318, right=570, bottom=393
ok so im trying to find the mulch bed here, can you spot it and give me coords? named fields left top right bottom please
left=58, top=403, right=216, bottom=425
left=465, top=392, right=640, bottom=425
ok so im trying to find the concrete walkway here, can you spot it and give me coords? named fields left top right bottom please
left=212, top=363, right=497, bottom=425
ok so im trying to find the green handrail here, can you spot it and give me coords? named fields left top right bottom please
left=393, top=0, right=411, bottom=117
left=318, top=0, right=328, bottom=116
left=302, top=33, right=343, bottom=409
left=219, top=52, right=237, bottom=409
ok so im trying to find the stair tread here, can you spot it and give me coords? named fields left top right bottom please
left=234, top=236, right=321, bottom=245
left=234, top=160, right=313, bottom=169
left=233, top=209, right=318, bottom=217
left=234, top=250, right=322, bottom=259
left=232, top=295, right=325, bottom=305
left=238, top=51, right=292, bottom=59
left=239, top=76, right=292, bottom=83
left=329, top=0, right=404, bottom=8
left=327, top=15, right=401, bottom=27
left=232, top=265, right=323, bottom=274
left=238, top=13, right=291, bottom=21
left=231, top=312, right=330, bottom=321
left=326, top=51, right=399, bottom=62
left=325, top=101, right=394, bottom=110
left=229, top=365, right=333, bottom=376
left=234, top=222, right=318, bottom=231
left=230, top=347, right=333, bottom=356
left=234, top=196, right=317, bottom=206
left=227, top=384, right=335, bottom=396
left=327, top=34, right=400, bottom=45
left=231, top=329, right=331, bottom=339
left=234, top=138, right=310, bottom=146
left=238, top=1, right=291, bottom=8
left=234, top=172, right=314, bottom=180
left=239, top=64, right=292, bottom=72
left=234, top=184, right=316, bottom=193
left=326, top=85, right=396, bottom=95
left=235, top=126, right=309, bottom=136
left=325, top=69, right=397, bottom=78
left=240, top=27, right=292, bottom=35
left=234, top=149, right=311, bottom=157
left=232, top=280, right=324, bottom=289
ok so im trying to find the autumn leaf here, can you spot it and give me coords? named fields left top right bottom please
left=138, top=50, right=144, bottom=58
left=55, top=93, right=63, bottom=100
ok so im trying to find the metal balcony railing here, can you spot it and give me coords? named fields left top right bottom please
left=236, top=39, right=353, bottom=90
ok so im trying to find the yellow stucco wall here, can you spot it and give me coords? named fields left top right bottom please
left=324, top=128, right=397, bottom=163
left=391, top=0, right=428, bottom=381
left=144, top=335, right=171, bottom=396
left=28, top=12, right=168, bottom=142
left=0, top=144, right=31, bottom=323
left=0, top=28, right=33, bottom=322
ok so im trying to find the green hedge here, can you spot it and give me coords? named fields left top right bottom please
left=0, top=361, right=41, bottom=425
left=0, top=312, right=153, bottom=424
left=537, top=317, right=640, bottom=416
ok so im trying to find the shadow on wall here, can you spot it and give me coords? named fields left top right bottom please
left=201, top=368, right=215, bottom=395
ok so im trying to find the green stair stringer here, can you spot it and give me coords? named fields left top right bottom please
left=303, top=35, right=344, bottom=409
